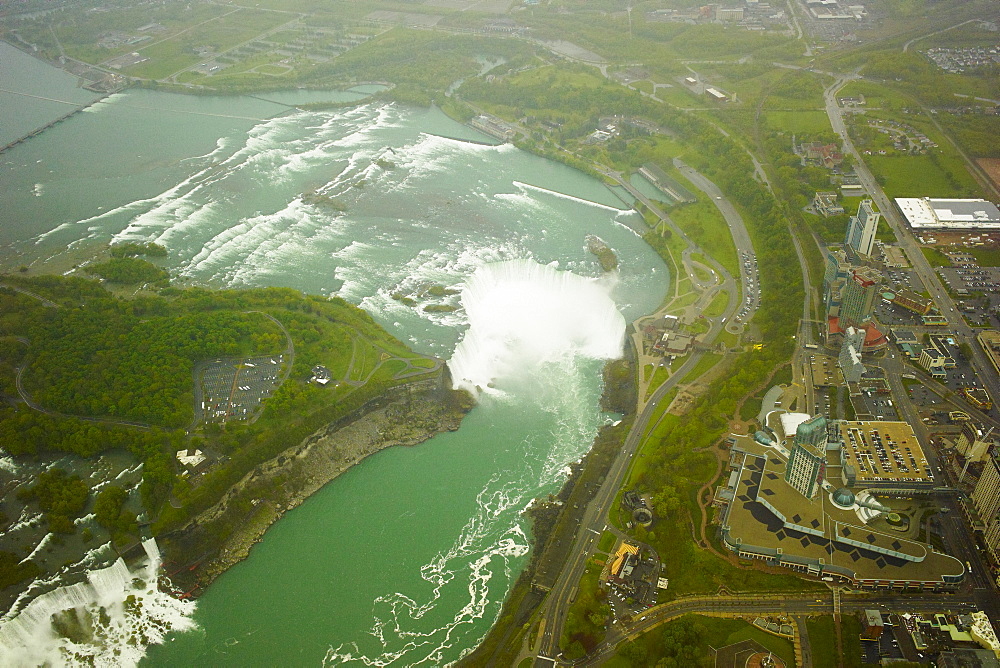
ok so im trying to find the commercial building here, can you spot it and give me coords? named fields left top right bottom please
left=468, top=115, right=515, bottom=142
left=956, top=423, right=996, bottom=464
left=706, top=87, right=728, bottom=101
left=861, top=609, right=885, bottom=640
left=972, top=452, right=1000, bottom=529
left=984, top=518, right=1000, bottom=564
left=823, top=248, right=850, bottom=317
left=845, top=199, right=880, bottom=257
left=718, top=437, right=964, bottom=590
left=800, top=141, right=844, bottom=169
left=978, top=330, right=1000, bottom=376
left=895, top=197, right=1000, bottom=230
left=839, top=326, right=866, bottom=383
left=839, top=266, right=881, bottom=328
left=962, top=387, right=993, bottom=412
left=814, top=191, right=844, bottom=217
left=919, top=345, right=950, bottom=379
left=715, top=6, right=745, bottom=20
left=890, top=289, right=933, bottom=315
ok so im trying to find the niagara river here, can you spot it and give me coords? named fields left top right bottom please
left=0, top=58, right=669, bottom=666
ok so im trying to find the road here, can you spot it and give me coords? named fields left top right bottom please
left=824, top=77, right=1000, bottom=622
left=578, top=590, right=982, bottom=665
left=536, top=167, right=756, bottom=665
left=824, top=77, right=1000, bottom=421
left=673, top=159, right=760, bottom=329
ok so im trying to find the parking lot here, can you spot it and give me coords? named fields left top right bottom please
left=197, top=354, right=284, bottom=424
left=735, top=251, right=759, bottom=324
left=874, top=300, right=926, bottom=329
left=854, top=390, right=898, bottom=421
left=938, top=266, right=1000, bottom=295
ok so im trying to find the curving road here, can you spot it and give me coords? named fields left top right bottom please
left=578, top=590, right=980, bottom=665
left=535, top=166, right=758, bottom=665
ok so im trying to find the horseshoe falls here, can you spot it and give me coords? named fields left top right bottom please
left=0, top=82, right=668, bottom=666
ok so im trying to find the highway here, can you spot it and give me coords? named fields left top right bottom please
left=673, top=159, right=761, bottom=328
left=534, top=83, right=1000, bottom=665
left=535, top=166, right=757, bottom=665
left=824, top=76, right=1000, bottom=622
left=576, top=589, right=983, bottom=666
left=824, top=77, right=1000, bottom=420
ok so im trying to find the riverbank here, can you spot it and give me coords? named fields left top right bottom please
left=163, top=375, right=473, bottom=595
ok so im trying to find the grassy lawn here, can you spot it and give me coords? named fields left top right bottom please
left=922, top=246, right=951, bottom=267
left=842, top=614, right=863, bottom=666
left=348, top=340, right=381, bottom=382
left=764, top=110, right=832, bottom=135
left=717, top=328, right=739, bottom=349
left=655, top=85, right=702, bottom=108
left=837, top=80, right=912, bottom=111
left=689, top=352, right=722, bottom=380
left=669, top=199, right=740, bottom=277
left=608, top=614, right=797, bottom=667
left=704, top=290, right=730, bottom=319
left=254, top=64, right=292, bottom=76
left=629, top=80, right=654, bottom=95
left=866, top=154, right=973, bottom=198
left=691, top=262, right=713, bottom=284
left=598, top=530, right=617, bottom=553
left=126, top=8, right=291, bottom=79
left=806, top=616, right=838, bottom=668
left=971, top=248, right=1000, bottom=267
left=669, top=289, right=700, bottom=312
left=645, top=365, right=671, bottom=400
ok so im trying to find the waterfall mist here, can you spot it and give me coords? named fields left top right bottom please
left=449, top=259, right=626, bottom=396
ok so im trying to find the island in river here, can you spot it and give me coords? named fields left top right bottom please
left=0, top=261, right=473, bottom=609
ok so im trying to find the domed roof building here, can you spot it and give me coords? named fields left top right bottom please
left=831, top=487, right=856, bottom=509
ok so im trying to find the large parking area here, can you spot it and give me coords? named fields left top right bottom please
left=853, top=371, right=898, bottom=421
left=938, top=266, right=1000, bottom=294
left=197, top=355, right=284, bottom=424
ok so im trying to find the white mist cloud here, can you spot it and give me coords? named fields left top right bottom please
left=449, top=259, right=625, bottom=395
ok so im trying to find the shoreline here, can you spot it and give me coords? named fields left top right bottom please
left=162, top=376, right=471, bottom=595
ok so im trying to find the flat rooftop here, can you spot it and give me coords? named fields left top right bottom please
left=723, top=439, right=963, bottom=584
left=809, top=354, right=842, bottom=387
left=978, top=330, right=1000, bottom=376
left=839, top=421, right=934, bottom=484
left=896, top=197, right=1000, bottom=230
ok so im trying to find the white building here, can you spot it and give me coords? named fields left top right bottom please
left=839, top=326, right=866, bottom=383
left=895, top=197, right=1000, bottom=230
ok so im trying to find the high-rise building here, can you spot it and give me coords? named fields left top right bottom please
left=785, top=416, right=828, bottom=498
left=823, top=248, right=850, bottom=316
left=984, top=517, right=1000, bottom=563
left=785, top=441, right=826, bottom=499
left=795, top=415, right=829, bottom=449
left=839, top=327, right=866, bottom=383
left=839, top=266, right=881, bottom=328
left=956, top=423, right=995, bottom=464
left=971, top=451, right=1000, bottom=527
left=845, top=199, right=881, bottom=257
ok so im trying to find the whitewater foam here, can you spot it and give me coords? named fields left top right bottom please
left=449, top=259, right=625, bottom=395
left=512, top=181, right=625, bottom=213
left=0, top=539, right=195, bottom=667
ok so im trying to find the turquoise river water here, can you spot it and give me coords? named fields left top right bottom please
left=0, top=42, right=669, bottom=666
